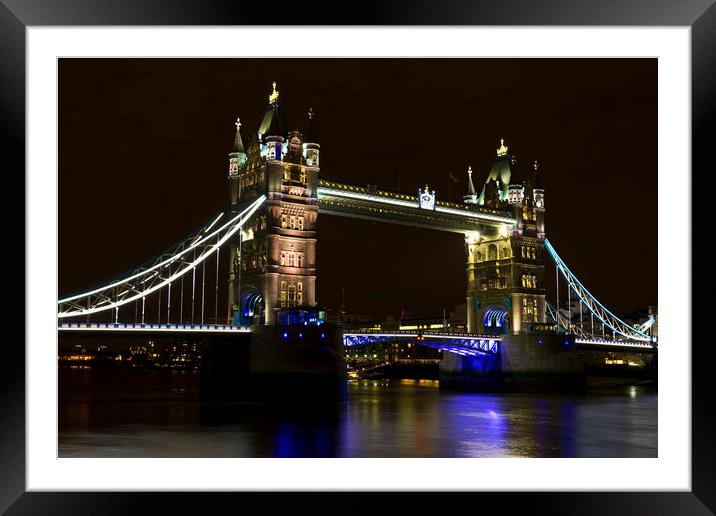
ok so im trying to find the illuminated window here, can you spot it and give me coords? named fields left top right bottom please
left=290, top=215, right=297, bottom=229
left=300, top=170, right=307, bottom=182
left=521, top=274, right=537, bottom=288
left=522, top=298, right=538, bottom=323
left=297, top=216, right=304, bottom=230
left=488, top=244, right=498, bottom=261
left=281, top=214, right=287, bottom=228
left=288, top=284, right=297, bottom=306
left=283, top=168, right=291, bottom=180
left=488, top=278, right=500, bottom=289
left=280, top=251, right=304, bottom=268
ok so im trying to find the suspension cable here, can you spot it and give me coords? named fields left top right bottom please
left=180, top=274, right=184, bottom=324
left=545, top=239, right=651, bottom=341
left=157, top=285, right=162, bottom=324
left=201, top=260, right=206, bottom=325
left=191, top=263, right=196, bottom=325
left=215, top=247, right=219, bottom=324
left=58, top=196, right=265, bottom=319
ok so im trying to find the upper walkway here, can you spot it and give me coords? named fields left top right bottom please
left=316, top=178, right=515, bottom=233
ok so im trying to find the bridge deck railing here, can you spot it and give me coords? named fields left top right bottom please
left=57, top=322, right=252, bottom=332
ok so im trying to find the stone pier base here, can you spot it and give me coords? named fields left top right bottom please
left=440, top=333, right=586, bottom=393
left=201, top=324, right=347, bottom=401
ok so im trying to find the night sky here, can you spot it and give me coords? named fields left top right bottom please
left=58, top=58, right=657, bottom=321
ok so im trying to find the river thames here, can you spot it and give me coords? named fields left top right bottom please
left=58, top=367, right=656, bottom=458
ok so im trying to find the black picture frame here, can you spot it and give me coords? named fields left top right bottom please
left=1, top=1, right=711, bottom=513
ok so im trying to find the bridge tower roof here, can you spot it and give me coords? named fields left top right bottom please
left=258, top=81, right=287, bottom=140
left=478, top=138, right=514, bottom=204
left=464, top=166, right=478, bottom=204
left=231, top=116, right=245, bottom=154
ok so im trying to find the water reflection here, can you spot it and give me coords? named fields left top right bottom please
left=59, top=368, right=657, bottom=458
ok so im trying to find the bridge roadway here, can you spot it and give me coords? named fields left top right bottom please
left=58, top=322, right=252, bottom=335
left=343, top=329, right=656, bottom=354
left=343, top=330, right=500, bottom=357
left=58, top=323, right=654, bottom=354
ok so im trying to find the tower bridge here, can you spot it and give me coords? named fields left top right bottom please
left=58, top=82, right=656, bottom=391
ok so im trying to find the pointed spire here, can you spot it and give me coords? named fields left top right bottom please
left=464, top=166, right=478, bottom=205
left=305, top=107, right=318, bottom=143
left=232, top=117, right=245, bottom=153
left=258, top=81, right=286, bottom=140
left=497, top=138, right=509, bottom=157
left=268, top=81, right=279, bottom=105
left=533, top=159, right=542, bottom=189
left=466, top=166, right=476, bottom=195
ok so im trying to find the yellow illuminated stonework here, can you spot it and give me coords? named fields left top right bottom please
left=496, top=138, right=508, bottom=157
left=465, top=231, right=480, bottom=244
left=269, top=81, right=279, bottom=104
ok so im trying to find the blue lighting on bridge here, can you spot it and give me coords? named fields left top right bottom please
left=276, top=307, right=327, bottom=327
left=484, top=306, right=507, bottom=331
left=282, top=331, right=289, bottom=339
left=298, top=332, right=304, bottom=339
left=343, top=332, right=499, bottom=356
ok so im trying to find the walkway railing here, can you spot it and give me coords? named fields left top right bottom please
left=57, top=322, right=252, bottom=333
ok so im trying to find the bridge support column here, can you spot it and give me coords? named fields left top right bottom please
left=440, top=334, right=586, bottom=393
left=439, top=350, right=501, bottom=391
left=201, top=324, right=346, bottom=401
left=499, top=334, right=585, bottom=392
left=466, top=296, right=476, bottom=333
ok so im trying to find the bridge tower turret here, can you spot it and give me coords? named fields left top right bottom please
left=228, top=116, right=247, bottom=210
left=303, top=107, right=320, bottom=167
left=533, top=160, right=545, bottom=237
left=227, top=116, right=247, bottom=321
left=227, top=83, right=319, bottom=325
left=465, top=139, right=547, bottom=335
left=464, top=166, right=478, bottom=204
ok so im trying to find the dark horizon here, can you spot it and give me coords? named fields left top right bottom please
left=58, top=58, right=657, bottom=321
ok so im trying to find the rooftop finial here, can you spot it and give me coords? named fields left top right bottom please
left=308, top=107, right=315, bottom=119
left=268, top=81, right=279, bottom=104
left=534, top=159, right=539, bottom=171
left=468, top=165, right=473, bottom=176
left=497, top=138, right=509, bottom=157
left=235, top=117, right=241, bottom=129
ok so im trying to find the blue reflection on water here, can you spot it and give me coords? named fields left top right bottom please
left=58, top=369, right=657, bottom=458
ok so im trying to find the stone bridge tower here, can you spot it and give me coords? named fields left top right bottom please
left=227, top=83, right=320, bottom=325
left=464, top=139, right=547, bottom=335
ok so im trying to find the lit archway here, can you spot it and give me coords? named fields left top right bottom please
left=483, top=306, right=508, bottom=333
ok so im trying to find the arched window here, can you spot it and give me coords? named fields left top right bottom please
left=488, top=244, right=498, bottom=261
